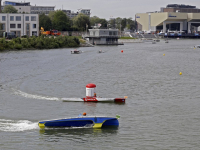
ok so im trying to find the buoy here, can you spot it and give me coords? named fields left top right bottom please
left=179, top=72, right=182, bottom=75
left=83, top=112, right=87, bottom=116
left=121, top=50, right=123, bottom=53
left=163, top=54, right=165, bottom=56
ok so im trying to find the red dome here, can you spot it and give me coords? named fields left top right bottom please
left=86, top=83, right=96, bottom=88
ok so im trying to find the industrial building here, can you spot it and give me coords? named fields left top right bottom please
left=136, top=4, right=200, bottom=33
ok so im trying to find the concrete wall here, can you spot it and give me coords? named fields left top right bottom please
left=151, top=13, right=168, bottom=26
left=136, top=13, right=149, bottom=31
left=188, top=13, right=200, bottom=21
left=14, top=6, right=31, bottom=13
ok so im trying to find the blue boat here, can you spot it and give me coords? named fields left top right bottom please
left=38, top=114, right=120, bottom=129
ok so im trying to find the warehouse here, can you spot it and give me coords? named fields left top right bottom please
left=136, top=4, right=200, bottom=33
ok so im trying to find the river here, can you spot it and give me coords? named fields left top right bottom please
left=0, top=39, right=200, bottom=149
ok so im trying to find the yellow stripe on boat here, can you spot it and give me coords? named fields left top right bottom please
left=38, top=123, right=45, bottom=129
left=93, top=123, right=103, bottom=128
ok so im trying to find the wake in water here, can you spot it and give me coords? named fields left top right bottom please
left=0, top=119, right=39, bottom=132
left=13, top=89, right=60, bottom=101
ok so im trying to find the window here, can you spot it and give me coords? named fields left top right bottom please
left=2, top=16, right=6, bottom=21
left=10, top=24, right=16, bottom=28
left=16, top=16, right=21, bottom=21
left=32, top=24, right=36, bottom=28
left=25, top=16, right=29, bottom=21
left=17, top=24, right=21, bottom=28
left=10, top=16, right=14, bottom=21
left=0, top=24, right=5, bottom=31
left=26, top=24, right=30, bottom=30
left=32, top=31, right=37, bottom=36
left=31, top=16, right=36, bottom=21
left=16, top=31, right=20, bottom=37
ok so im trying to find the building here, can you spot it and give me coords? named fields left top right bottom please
left=161, top=4, right=200, bottom=13
left=62, top=8, right=91, bottom=19
left=84, top=28, right=123, bottom=45
left=0, top=13, right=39, bottom=37
left=78, top=9, right=90, bottom=17
left=136, top=4, right=200, bottom=33
left=1, top=1, right=55, bottom=14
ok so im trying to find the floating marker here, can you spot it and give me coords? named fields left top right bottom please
left=163, top=54, right=165, bottom=56
left=179, top=72, right=182, bottom=75
left=121, top=50, right=123, bottom=53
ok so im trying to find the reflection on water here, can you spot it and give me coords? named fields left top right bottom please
left=39, top=127, right=118, bottom=136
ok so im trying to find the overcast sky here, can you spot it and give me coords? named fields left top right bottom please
left=15, top=0, right=200, bottom=19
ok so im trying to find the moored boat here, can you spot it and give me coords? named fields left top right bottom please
left=38, top=114, right=120, bottom=129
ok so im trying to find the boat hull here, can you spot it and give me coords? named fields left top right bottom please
left=38, top=117, right=119, bottom=129
left=62, top=97, right=125, bottom=103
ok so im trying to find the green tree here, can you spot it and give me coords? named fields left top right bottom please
left=90, top=16, right=108, bottom=28
left=126, top=18, right=136, bottom=31
left=72, top=13, right=90, bottom=31
left=48, top=11, right=55, bottom=21
left=2, top=5, right=18, bottom=13
left=39, top=13, right=52, bottom=31
left=52, top=10, right=70, bottom=31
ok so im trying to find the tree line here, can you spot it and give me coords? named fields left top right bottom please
left=2, top=5, right=136, bottom=32
left=40, top=11, right=136, bottom=32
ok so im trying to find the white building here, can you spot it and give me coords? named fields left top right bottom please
left=63, top=9, right=91, bottom=19
left=0, top=13, right=39, bottom=37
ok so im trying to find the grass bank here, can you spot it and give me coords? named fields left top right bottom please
left=0, top=35, right=80, bottom=51
left=119, top=37, right=137, bottom=39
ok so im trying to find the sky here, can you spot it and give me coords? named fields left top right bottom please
left=11, top=0, right=200, bottom=20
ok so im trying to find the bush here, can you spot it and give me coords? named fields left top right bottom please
left=14, top=44, right=23, bottom=50
left=0, top=35, right=80, bottom=51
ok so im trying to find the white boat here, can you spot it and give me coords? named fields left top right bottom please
left=98, top=50, right=104, bottom=53
left=71, top=49, right=82, bottom=54
left=194, top=45, right=200, bottom=48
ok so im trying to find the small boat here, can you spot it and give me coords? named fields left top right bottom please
left=38, top=114, right=120, bottom=129
left=165, top=40, right=169, bottom=43
left=194, top=45, right=200, bottom=48
left=98, top=50, right=104, bottom=53
left=61, top=83, right=127, bottom=103
left=62, top=97, right=126, bottom=102
left=152, top=41, right=156, bottom=44
left=71, top=49, right=82, bottom=54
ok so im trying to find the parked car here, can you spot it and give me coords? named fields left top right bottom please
left=3, top=32, right=16, bottom=39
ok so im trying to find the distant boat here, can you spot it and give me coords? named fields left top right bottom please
left=152, top=41, right=156, bottom=44
left=71, top=49, right=82, bottom=54
left=165, top=40, right=169, bottom=43
left=194, top=45, right=200, bottom=48
left=38, top=114, right=120, bottom=129
left=98, top=50, right=104, bottom=53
